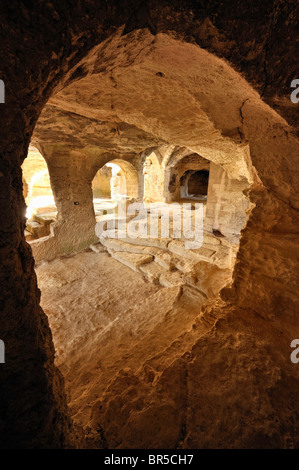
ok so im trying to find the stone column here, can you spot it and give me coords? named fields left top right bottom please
left=205, top=162, right=251, bottom=242
left=31, top=148, right=98, bottom=262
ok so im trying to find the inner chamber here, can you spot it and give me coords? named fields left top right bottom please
left=24, top=31, right=259, bottom=444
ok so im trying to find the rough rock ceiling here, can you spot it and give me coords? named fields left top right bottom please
left=33, top=105, right=165, bottom=154
left=33, top=30, right=260, bottom=182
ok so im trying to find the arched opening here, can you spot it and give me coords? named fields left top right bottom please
left=30, top=36, right=256, bottom=440
left=185, top=169, right=209, bottom=198
left=166, top=154, right=210, bottom=202
left=93, top=160, right=139, bottom=201
left=92, top=159, right=139, bottom=221
left=21, top=146, right=57, bottom=241
left=92, top=164, right=113, bottom=199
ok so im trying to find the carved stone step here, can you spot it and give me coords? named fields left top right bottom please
left=159, top=270, right=184, bottom=288
left=139, top=261, right=169, bottom=284
left=26, top=220, right=49, bottom=238
left=109, top=251, right=153, bottom=272
left=100, top=237, right=175, bottom=271
left=25, top=230, right=34, bottom=241
left=33, top=212, right=56, bottom=226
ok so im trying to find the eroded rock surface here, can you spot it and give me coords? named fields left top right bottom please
left=36, top=250, right=299, bottom=449
left=0, top=0, right=298, bottom=449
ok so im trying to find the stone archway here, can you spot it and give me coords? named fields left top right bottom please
left=29, top=32, right=298, bottom=447
left=166, top=154, right=211, bottom=202
left=187, top=170, right=209, bottom=197
left=93, top=159, right=139, bottom=201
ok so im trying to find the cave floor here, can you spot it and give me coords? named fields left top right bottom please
left=36, top=250, right=206, bottom=428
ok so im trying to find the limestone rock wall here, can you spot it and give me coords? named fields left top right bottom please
left=143, top=152, right=165, bottom=202
left=0, top=0, right=298, bottom=449
left=205, top=162, right=252, bottom=243
left=166, top=155, right=210, bottom=201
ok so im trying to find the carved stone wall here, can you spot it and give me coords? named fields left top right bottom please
left=0, top=0, right=298, bottom=449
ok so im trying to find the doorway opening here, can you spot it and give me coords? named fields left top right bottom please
left=22, top=146, right=57, bottom=241
left=182, top=169, right=210, bottom=199
left=92, top=159, right=139, bottom=221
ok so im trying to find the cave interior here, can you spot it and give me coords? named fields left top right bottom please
left=0, top=0, right=298, bottom=450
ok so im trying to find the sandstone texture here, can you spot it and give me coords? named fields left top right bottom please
left=0, top=0, right=298, bottom=449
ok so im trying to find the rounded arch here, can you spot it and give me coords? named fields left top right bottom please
left=92, top=158, right=139, bottom=200
left=185, top=169, right=209, bottom=197
left=166, top=154, right=211, bottom=202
